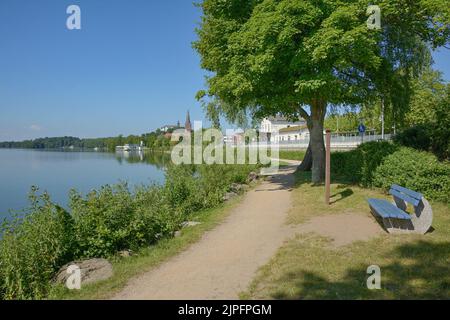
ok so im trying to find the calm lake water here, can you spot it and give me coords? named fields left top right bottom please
left=0, top=149, right=171, bottom=219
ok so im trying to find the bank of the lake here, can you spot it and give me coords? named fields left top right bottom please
left=0, top=157, right=260, bottom=300
left=0, top=149, right=170, bottom=219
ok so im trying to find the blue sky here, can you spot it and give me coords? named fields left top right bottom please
left=0, top=1, right=449, bottom=141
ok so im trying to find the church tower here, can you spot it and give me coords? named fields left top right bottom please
left=185, top=110, right=192, bottom=132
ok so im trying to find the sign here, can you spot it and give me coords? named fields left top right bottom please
left=358, top=124, right=366, bottom=133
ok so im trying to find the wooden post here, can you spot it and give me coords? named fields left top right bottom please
left=325, top=130, right=331, bottom=205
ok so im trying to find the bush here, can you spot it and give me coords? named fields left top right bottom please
left=331, top=141, right=450, bottom=203
left=429, top=96, right=450, bottom=160
left=0, top=189, right=75, bottom=299
left=394, top=125, right=431, bottom=152
left=70, top=183, right=180, bottom=258
left=331, top=141, right=399, bottom=185
left=373, top=148, right=450, bottom=203
left=394, top=96, right=449, bottom=161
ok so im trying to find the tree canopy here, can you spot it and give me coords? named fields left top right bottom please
left=194, top=0, right=450, bottom=183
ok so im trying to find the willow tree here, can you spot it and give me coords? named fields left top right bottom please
left=194, top=0, right=449, bottom=183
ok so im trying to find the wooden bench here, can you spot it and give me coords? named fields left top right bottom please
left=367, top=185, right=433, bottom=234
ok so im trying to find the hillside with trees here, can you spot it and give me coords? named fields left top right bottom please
left=0, top=129, right=173, bottom=151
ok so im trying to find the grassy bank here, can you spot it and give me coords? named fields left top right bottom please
left=243, top=170, right=450, bottom=299
left=0, top=163, right=259, bottom=300
left=49, top=193, right=247, bottom=299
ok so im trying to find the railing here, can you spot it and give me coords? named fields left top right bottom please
left=249, top=132, right=392, bottom=149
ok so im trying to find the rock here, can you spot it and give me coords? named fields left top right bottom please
left=174, top=230, right=182, bottom=238
left=223, top=191, right=237, bottom=202
left=181, top=221, right=202, bottom=228
left=119, top=249, right=133, bottom=258
left=230, top=183, right=245, bottom=193
left=55, top=258, right=113, bottom=286
left=247, top=171, right=259, bottom=182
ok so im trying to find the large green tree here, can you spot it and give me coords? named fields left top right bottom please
left=194, top=0, right=449, bottom=183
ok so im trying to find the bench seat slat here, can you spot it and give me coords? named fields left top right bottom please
left=389, top=188, right=420, bottom=207
left=391, top=184, right=423, bottom=201
left=368, top=198, right=412, bottom=220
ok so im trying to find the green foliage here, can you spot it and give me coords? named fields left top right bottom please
left=331, top=141, right=450, bottom=202
left=0, top=188, right=75, bottom=299
left=430, top=88, right=450, bottom=160
left=394, top=125, right=431, bottom=152
left=69, top=183, right=177, bottom=258
left=0, top=164, right=258, bottom=299
left=373, top=148, right=450, bottom=203
left=331, top=141, right=399, bottom=185
left=278, top=150, right=306, bottom=161
left=394, top=83, right=450, bottom=160
left=404, top=68, right=447, bottom=127
left=324, top=112, right=361, bottom=133
left=194, top=0, right=448, bottom=183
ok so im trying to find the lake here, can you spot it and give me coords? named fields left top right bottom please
left=0, top=149, right=171, bottom=219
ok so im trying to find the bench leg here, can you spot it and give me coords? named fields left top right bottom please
left=411, top=198, right=433, bottom=234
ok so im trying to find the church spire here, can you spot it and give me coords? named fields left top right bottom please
left=185, top=110, right=192, bottom=132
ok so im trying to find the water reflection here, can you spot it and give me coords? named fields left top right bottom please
left=0, top=149, right=168, bottom=217
left=115, top=150, right=171, bottom=170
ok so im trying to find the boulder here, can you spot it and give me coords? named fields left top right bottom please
left=55, top=258, right=113, bottom=286
left=223, top=191, right=237, bottom=202
left=174, top=230, right=182, bottom=238
left=118, top=249, right=133, bottom=258
left=247, top=171, right=259, bottom=182
left=230, top=183, right=245, bottom=193
left=181, top=221, right=202, bottom=228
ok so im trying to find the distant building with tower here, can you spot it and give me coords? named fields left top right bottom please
left=185, top=110, right=192, bottom=133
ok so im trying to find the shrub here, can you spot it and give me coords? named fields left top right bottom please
left=69, top=183, right=137, bottom=258
left=394, top=125, right=431, bottom=152
left=0, top=189, right=75, bottom=299
left=394, top=94, right=449, bottom=161
left=429, top=96, right=450, bottom=160
left=373, top=148, right=450, bottom=203
left=331, top=141, right=399, bottom=185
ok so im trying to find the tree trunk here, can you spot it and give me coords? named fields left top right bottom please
left=296, top=143, right=312, bottom=171
left=310, top=99, right=327, bottom=184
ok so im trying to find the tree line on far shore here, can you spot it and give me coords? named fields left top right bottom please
left=0, top=128, right=174, bottom=151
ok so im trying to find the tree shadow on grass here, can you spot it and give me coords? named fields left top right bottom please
left=270, top=241, right=450, bottom=299
left=330, top=188, right=354, bottom=204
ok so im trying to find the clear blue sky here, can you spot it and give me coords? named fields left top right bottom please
left=0, top=1, right=449, bottom=141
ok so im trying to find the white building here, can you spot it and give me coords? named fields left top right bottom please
left=160, top=124, right=178, bottom=133
left=277, top=125, right=309, bottom=142
left=260, top=116, right=308, bottom=142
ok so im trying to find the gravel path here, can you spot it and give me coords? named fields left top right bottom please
left=113, top=164, right=299, bottom=300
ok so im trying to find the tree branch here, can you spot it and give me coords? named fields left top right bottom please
left=298, top=106, right=310, bottom=121
left=299, top=106, right=312, bottom=129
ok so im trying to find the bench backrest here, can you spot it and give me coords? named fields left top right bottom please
left=389, top=184, right=423, bottom=207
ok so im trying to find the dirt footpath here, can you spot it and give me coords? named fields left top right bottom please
left=113, top=164, right=299, bottom=300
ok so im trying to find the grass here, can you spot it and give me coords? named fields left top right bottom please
left=278, top=150, right=306, bottom=161
left=242, top=171, right=450, bottom=299
left=49, top=193, right=248, bottom=300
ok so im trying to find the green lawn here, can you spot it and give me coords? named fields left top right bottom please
left=49, top=194, right=247, bottom=300
left=242, top=171, right=450, bottom=299
left=278, top=150, right=306, bottom=161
